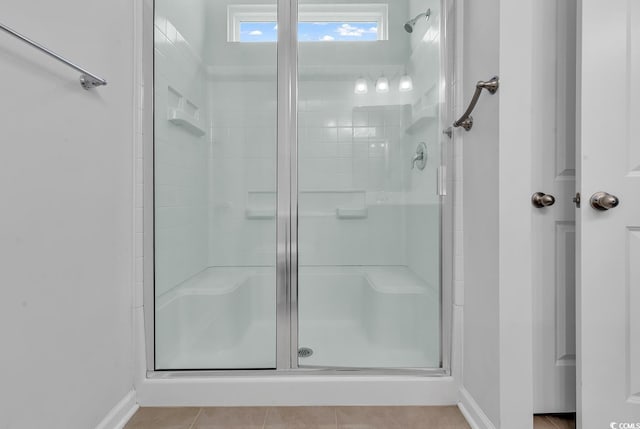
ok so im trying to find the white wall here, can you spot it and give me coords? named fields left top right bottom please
left=460, top=0, right=501, bottom=423
left=0, top=0, right=136, bottom=428
left=460, top=0, right=536, bottom=427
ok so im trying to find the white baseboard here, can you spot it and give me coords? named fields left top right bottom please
left=137, top=376, right=458, bottom=407
left=458, top=388, right=497, bottom=429
left=95, top=390, right=139, bottom=429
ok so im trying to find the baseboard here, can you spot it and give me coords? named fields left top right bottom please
left=137, top=375, right=458, bottom=406
left=95, top=390, right=138, bottom=429
left=458, top=388, right=497, bottom=429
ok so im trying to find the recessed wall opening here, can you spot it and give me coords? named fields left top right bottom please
left=150, top=0, right=451, bottom=374
left=227, top=3, right=388, bottom=42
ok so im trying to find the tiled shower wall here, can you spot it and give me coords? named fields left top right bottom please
left=153, top=0, right=452, bottom=294
left=207, top=76, right=420, bottom=268
left=154, top=15, right=209, bottom=295
left=405, top=0, right=443, bottom=288
left=208, top=78, right=278, bottom=267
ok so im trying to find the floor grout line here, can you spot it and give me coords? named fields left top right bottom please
left=188, top=407, right=203, bottom=429
left=262, top=407, right=269, bottom=429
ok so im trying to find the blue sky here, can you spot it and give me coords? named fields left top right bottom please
left=240, top=21, right=378, bottom=42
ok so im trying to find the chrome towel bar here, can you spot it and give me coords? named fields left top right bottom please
left=453, top=76, right=499, bottom=131
left=0, top=22, right=107, bottom=89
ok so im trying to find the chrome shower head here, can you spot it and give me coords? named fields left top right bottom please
left=404, top=22, right=415, bottom=33
left=404, top=9, right=431, bottom=33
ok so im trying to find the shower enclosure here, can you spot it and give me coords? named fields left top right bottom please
left=151, top=0, right=452, bottom=373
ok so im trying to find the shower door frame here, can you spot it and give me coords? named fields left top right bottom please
left=143, top=0, right=455, bottom=377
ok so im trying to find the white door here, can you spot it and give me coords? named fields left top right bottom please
left=532, top=0, right=577, bottom=414
left=577, top=0, right=640, bottom=427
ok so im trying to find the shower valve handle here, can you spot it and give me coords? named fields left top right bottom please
left=412, top=142, right=427, bottom=170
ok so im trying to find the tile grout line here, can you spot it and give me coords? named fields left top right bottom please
left=334, top=407, right=338, bottom=429
left=262, top=407, right=269, bottom=429
left=188, top=407, right=203, bottom=429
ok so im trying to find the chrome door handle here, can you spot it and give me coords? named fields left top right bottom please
left=532, top=192, right=556, bottom=208
left=590, top=192, right=619, bottom=210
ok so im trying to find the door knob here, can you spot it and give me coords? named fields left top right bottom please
left=590, top=192, right=619, bottom=210
left=532, top=192, right=556, bottom=208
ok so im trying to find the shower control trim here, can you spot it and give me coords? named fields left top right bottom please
left=412, top=142, right=427, bottom=170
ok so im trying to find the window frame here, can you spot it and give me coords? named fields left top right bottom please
left=227, top=3, right=389, bottom=42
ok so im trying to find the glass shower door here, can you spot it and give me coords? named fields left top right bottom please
left=154, top=0, right=278, bottom=370
left=296, top=0, right=443, bottom=368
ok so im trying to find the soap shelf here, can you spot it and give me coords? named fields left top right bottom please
left=245, top=190, right=369, bottom=220
left=166, top=86, right=206, bottom=137
left=245, top=208, right=276, bottom=219
left=336, top=208, right=368, bottom=219
left=168, top=109, right=206, bottom=136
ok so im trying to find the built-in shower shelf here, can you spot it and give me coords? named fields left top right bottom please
left=168, top=108, right=206, bottom=136
left=336, top=207, right=368, bottom=219
left=245, top=190, right=369, bottom=220
left=245, top=208, right=276, bottom=219
left=245, top=208, right=369, bottom=220
left=166, top=86, right=206, bottom=137
left=406, top=105, right=438, bottom=135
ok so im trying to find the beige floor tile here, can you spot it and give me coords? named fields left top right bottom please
left=124, top=407, right=200, bottom=429
left=264, top=406, right=337, bottom=428
left=192, top=407, right=268, bottom=429
left=336, top=406, right=411, bottom=429
left=405, top=406, right=471, bottom=429
left=534, top=416, right=558, bottom=429
left=534, top=415, right=576, bottom=429
left=545, top=415, right=576, bottom=429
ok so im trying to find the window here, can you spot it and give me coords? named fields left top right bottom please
left=228, top=4, right=388, bottom=43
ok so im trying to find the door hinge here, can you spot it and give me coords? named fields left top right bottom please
left=437, top=166, right=447, bottom=196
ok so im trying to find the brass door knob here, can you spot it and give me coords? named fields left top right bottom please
left=532, top=192, right=556, bottom=208
left=590, top=192, right=619, bottom=210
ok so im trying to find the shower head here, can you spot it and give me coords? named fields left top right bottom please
left=404, top=9, right=431, bottom=33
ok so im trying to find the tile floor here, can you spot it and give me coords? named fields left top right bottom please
left=123, top=406, right=471, bottom=429
left=124, top=407, right=576, bottom=429
left=533, top=414, right=576, bottom=429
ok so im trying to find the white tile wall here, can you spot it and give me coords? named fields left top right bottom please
left=154, top=16, right=209, bottom=296
left=145, top=0, right=463, bottom=303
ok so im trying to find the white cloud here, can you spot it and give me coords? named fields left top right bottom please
left=336, top=23, right=374, bottom=37
left=273, top=24, right=278, bottom=30
left=249, top=30, right=263, bottom=36
left=321, top=35, right=335, bottom=41
left=336, top=23, right=363, bottom=37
